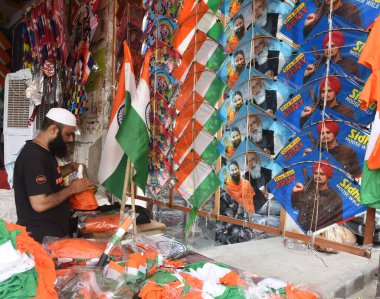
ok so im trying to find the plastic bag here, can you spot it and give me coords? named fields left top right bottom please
left=69, top=164, right=98, bottom=210
left=43, top=237, right=125, bottom=260
left=78, top=212, right=120, bottom=233
left=56, top=266, right=132, bottom=298
left=126, top=234, right=187, bottom=259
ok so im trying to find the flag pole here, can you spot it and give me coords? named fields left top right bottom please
left=131, top=170, right=137, bottom=235
left=120, top=160, right=132, bottom=222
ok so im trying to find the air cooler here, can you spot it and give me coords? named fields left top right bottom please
left=3, top=69, right=49, bottom=165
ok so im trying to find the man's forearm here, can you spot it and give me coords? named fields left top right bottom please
left=30, top=185, right=76, bottom=212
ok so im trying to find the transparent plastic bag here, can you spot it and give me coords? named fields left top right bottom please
left=55, top=266, right=132, bottom=298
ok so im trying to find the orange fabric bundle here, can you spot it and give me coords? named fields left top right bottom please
left=5, top=222, right=58, bottom=299
left=45, top=238, right=123, bottom=259
left=285, top=284, right=319, bottom=299
left=69, top=189, right=98, bottom=210
left=80, top=213, right=120, bottom=233
left=219, top=270, right=247, bottom=287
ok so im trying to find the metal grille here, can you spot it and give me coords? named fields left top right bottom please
left=36, top=102, right=50, bottom=129
left=7, top=79, right=29, bottom=128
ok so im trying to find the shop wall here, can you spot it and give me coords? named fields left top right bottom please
left=73, top=0, right=115, bottom=183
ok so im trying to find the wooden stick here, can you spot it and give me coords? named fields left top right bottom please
left=285, top=231, right=371, bottom=258
left=279, top=208, right=287, bottom=236
left=120, top=160, right=132, bottom=222
left=131, top=168, right=137, bottom=235
left=363, top=207, right=376, bottom=246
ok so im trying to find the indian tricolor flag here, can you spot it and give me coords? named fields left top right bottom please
left=174, top=151, right=220, bottom=234
left=98, top=41, right=135, bottom=198
left=176, top=62, right=226, bottom=108
left=173, top=120, right=219, bottom=166
left=173, top=99, right=222, bottom=138
left=116, top=50, right=152, bottom=192
left=172, top=31, right=227, bottom=82
left=360, top=111, right=380, bottom=208
left=173, top=0, right=224, bottom=55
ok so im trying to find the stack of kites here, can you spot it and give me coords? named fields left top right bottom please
left=266, top=0, right=380, bottom=234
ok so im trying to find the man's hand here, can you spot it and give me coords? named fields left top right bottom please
left=304, top=64, right=315, bottom=77
left=69, top=178, right=95, bottom=194
left=301, top=106, right=314, bottom=117
left=292, top=182, right=304, bottom=193
left=304, top=148, right=312, bottom=155
left=304, top=13, right=317, bottom=27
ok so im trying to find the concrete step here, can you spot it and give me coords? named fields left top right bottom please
left=197, top=237, right=379, bottom=299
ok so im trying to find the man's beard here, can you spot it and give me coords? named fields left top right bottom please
left=253, top=88, right=266, bottom=104
left=231, top=173, right=241, bottom=184
left=235, top=26, right=245, bottom=39
left=48, top=130, right=68, bottom=158
left=250, top=126, right=263, bottom=143
left=256, top=47, right=268, bottom=65
left=255, top=9, right=267, bottom=27
left=232, top=139, right=241, bottom=149
left=236, top=63, right=245, bottom=74
left=249, top=164, right=262, bottom=179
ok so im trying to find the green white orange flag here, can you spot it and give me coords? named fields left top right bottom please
left=173, top=100, right=222, bottom=138
left=173, top=120, right=219, bottom=166
left=98, top=41, right=135, bottom=198
left=173, top=1, right=224, bottom=55
left=116, top=50, right=152, bottom=192
left=174, top=151, right=220, bottom=236
left=176, top=62, right=226, bottom=108
left=172, top=31, right=227, bottom=82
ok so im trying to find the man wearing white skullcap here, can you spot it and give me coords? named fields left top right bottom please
left=13, top=108, right=95, bottom=243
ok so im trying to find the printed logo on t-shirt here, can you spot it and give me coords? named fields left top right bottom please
left=36, top=175, right=47, bottom=184
left=56, top=176, right=63, bottom=185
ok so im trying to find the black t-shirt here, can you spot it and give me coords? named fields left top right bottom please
left=13, top=141, right=70, bottom=243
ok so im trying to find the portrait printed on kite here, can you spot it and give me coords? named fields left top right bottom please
left=267, top=161, right=366, bottom=234
left=278, top=29, right=370, bottom=89
left=275, top=75, right=376, bottom=133
left=229, top=141, right=283, bottom=210
left=224, top=106, right=293, bottom=156
left=280, top=0, right=379, bottom=44
left=219, top=26, right=294, bottom=86
left=221, top=90, right=245, bottom=125
left=219, top=160, right=257, bottom=215
left=276, top=118, right=369, bottom=178
left=218, top=127, right=244, bottom=159
left=221, top=0, right=294, bottom=52
left=220, top=68, right=293, bottom=124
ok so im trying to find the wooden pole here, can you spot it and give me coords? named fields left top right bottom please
left=363, top=207, right=376, bottom=246
left=131, top=169, right=138, bottom=235
left=120, top=160, right=131, bottom=221
left=285, top=231, right=371, bottom=258
left=279, top=208, right=287, bottom=236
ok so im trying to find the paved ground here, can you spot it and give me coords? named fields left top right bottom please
left=197, top=237, right=379, bottom=299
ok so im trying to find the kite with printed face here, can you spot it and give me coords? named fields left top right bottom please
left=267, top=161, right=366, bottom=233
left=219, top=67, right=293, bottom=124
left=280, top=0, right=380, bottom=45
left=276, top=118, right=369, bottom=178
left=278, top=29, right=370, bottom=89
left=220, top=0, right=294, bottom=52
left=275, top=74, right=375, bottom=133
left=218, top=26, right=294, bottom=87
left=218, top=103, right=293, bottom=157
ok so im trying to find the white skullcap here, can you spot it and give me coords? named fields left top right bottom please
left=45, top=108, right=81, bottom=135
